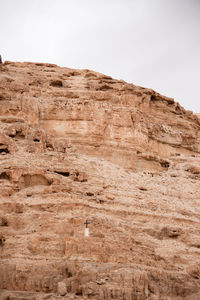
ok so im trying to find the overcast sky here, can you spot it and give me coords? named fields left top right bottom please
left=1, top=0, right=200, bottom=112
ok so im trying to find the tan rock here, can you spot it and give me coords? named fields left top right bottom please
left=57, top=280, right=67, bottom=296
left=0, top=61, right=200, bottom=299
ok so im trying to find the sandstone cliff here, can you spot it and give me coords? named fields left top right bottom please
left=0, top=61, right=200, bottom=300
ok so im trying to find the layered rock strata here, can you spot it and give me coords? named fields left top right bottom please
left=0, top=61, right=200, bottom=300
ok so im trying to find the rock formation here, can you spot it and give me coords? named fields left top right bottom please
left=0, top=61, right=199, bottom=299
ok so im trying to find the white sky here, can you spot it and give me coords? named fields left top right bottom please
left=1, top=0, right=200, bottom=112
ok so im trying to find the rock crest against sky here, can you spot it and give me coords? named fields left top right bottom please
left=1, top=0, right=200, bottom=112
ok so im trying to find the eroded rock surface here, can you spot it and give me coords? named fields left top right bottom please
left=0, top=61, right=200, bottom=299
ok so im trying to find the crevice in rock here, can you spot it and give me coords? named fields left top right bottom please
left=86, top=192, right=94, bottom=196
left=0, top=172, right=10, bottom=180
left=63, top=267, right=73, bottom=278
left=54, top=171, right=70, bottom=177
left=97, top=84, right=113, bottom=91
left=160, top=161, right=170, bottom=168
left=8, top=130, right=25, bottom=139
left=138, top=186, right=147, bottom=191
left=75, top=289, right=83, bottom=296
left=0, top=144, right=9, bottom=154
left=0, top=234, right=5, bottom=246
left=150, top=95, right=156, bottom=102
left=46, top=141, right=54, bottom=151
left=150, top=94, right=162, bottom=102
left=50, top=80, right=63, bottom=87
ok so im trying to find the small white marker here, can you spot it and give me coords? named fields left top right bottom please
left=84, top=220, right=90, bottom=237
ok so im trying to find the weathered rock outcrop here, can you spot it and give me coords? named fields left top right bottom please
left=0, top=61, right=200, bottom=299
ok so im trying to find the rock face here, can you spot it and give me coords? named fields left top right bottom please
left=0, top=61, right=200, bottom=300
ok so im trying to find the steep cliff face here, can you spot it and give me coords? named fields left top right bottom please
left=0, top=62, right=200, bottom=300
left=1, top=61, right=200, bottom=171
